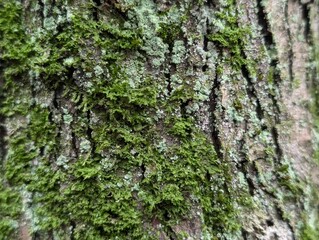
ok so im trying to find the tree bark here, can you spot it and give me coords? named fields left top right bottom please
left=1, top=0, right=319, bottom=239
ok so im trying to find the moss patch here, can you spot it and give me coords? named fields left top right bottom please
left=0, top=0, right=253, bottom=239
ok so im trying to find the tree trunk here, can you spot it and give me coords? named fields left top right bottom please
left=1, top=0, right=319, bottom=239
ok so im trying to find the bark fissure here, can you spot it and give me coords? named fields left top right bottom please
left=271, top=126, right=283, bottom=162
left=37, top=0, right=44, bottom=27
left=0, top=113, right=6, bottom=164
left=0, top=74, right=6, bottom=164
left=256, top=0, right=275, bottom=48
left=92, top=0, right=102, bottom=21
left=209, top=73, right=223, bottom=159
left=241, top=163, right=256, bottom=196
left=256, top=0, right=282, bottom=121
left=301, top=2, right=311, bottom=41
left=241, top=63, right=264, bottom=121
left=285, top=0, right=294, bottom=82
left=165, top=72, right=172, bottom=96
left=86, top=110, right=95, bottom=153
left=71, top=131, right=79, bottom=159
left=241, top=228, right=249, bottom=240
left=202, top=33, right=209, bottom=72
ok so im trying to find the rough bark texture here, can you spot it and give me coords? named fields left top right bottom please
left=0, top=0, right=319, bottom=239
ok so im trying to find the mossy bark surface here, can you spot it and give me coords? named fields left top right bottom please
left=0, top=0, right=319, bottom=239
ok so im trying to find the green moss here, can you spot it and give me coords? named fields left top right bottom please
left=276, top=163, right=304, bottom=196
left=0, top=178, right=21, bottom=239
left=0, top=0, right=249, bottom=239
left=0, top=1, right=33, bottom=77
left=300, top=224, right=319, bottom=240
left=207, top=0, right=251, bottom=71
left=299, top=187, right=319, bottom=240
left=157, top=21, right=184, bottom=47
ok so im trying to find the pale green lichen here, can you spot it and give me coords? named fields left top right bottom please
left=172, top=40, right=186, bottom=64
left=63, top=114, right=73, bottom=125
left=56, top=155, right=69, bottom=169
left=79, top=138, right=91, bottom=153
left=93, top=65, right=104, bottom=76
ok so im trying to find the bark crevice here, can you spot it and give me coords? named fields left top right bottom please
left=209, top=73, right=223, bottom=159
left=284, top=0, right=294, bottom=82
left=301, top=2, right=311, bottom=41
left=256, top=0, right=275, bottom=49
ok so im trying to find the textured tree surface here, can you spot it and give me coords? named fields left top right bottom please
left=1, top=0, right=319, bottom=239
